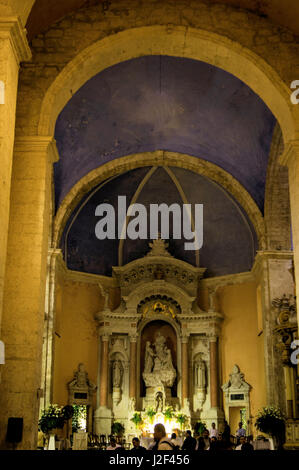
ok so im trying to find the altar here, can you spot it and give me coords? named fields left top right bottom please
left=93, top=239, right=225, bottom=435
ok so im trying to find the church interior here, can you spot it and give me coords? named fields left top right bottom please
left=0, top=0, right=299, bottom=451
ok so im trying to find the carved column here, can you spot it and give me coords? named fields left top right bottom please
left=181, top=336, right=189, bottom=402
left=99, top=335, right=109, bottom=407
left=129, top=336, right=137, bottom=399
left=209, top=336, right=219, bottom=408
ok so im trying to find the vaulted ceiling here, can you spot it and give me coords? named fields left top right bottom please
left=62, top=166, right=257, bottom=277
left=26, top=0, right=299, bottom=40
left=54, top=55, right=275, bottom=211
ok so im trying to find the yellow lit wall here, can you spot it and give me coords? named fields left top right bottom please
left=219, top=281, right=266, bottom=436
left=52, top=281, right=102, bottom=407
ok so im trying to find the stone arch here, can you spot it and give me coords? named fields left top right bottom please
left=53, top=151, right=265, bottom=251
left=264, top=124, right=292, bottom=251
left=34, top=23, right=298, bottom=143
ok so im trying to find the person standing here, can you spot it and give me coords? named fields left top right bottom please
left=235, top=422, right=246, bottom=444
left=153, top=423, right=175, bottom=450
left=222, top=420, right=231, bottom=444
left=209, top=422, right=219, bottom=438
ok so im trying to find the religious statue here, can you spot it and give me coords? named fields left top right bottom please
left=222, top=364, right=250, bottom=392
left=144, top=341, right=155, bottom=373
left=155, top=392, right=164, bottom=413
left=112, top=359, right=123, bottom=388
left=68, top=363, right=96, bottom=390
left=194, top=357, right=206, bottom=389
left=142, top=332, right=176, bottom=389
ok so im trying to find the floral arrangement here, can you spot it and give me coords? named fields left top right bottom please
left=175, top=412, right=188, bottom=430
left=145, top=407, right=157, bottom=424
left=163, top=406, right=175, bottom=421
left=130, top=412, right=143, bottom=429
left=38, top=404, right=65, bottom=434
left=255, top=406, right=285, bottom=439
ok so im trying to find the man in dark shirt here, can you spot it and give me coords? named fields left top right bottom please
left=182, top=430, right=197, bottom=451
left=131, top=437, right=147, bottom=452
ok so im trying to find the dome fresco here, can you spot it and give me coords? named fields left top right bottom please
left=61, top=166, right=257, bottom=277
left=54, top=55, right=276, bottom=212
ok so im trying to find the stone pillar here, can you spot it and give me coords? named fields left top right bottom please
left=94, top=334, right=112, bottom=435
left=209, top=337, right=219, bottom=408
left=181, top=336, right=189, bottom=403
left=129, top=336, right=137, bottom=399
left=252, top=251, right=294, bottom=409
left=0, top=137, right=58, bottom=449
left=280, top=141, right=299, bottom=328
left=0, top=18, right=31, bottom=329
left=99, top=335, right=109, bottom=407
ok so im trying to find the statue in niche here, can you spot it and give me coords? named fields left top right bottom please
left=155, top=392, right=164, bottom=413
left=144, top=341, right=155, bottom=373
left=194, top=356, right=206, bottom=389
left=68, top=363, right=96, bottom=390
left=142, top=332, right=176, bottom=388
left=112, top=359, right=123, bottom=388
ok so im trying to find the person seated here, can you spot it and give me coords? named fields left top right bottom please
left=196, top=436, right=206, bottom=452
left=131, top=437, right=146, bottom=452
left=240, top=437, right=254, bottom=452
left=181, top=430, right=197, bottom=451
left=170, top=433, right=181, bottom=449
left=202, top=429, right=210, bottom=450
left=235, top=436, right=246, bottom=450
left=209, top=436, right=218, bottom=451
left=106, top=437, right=121, bottom=450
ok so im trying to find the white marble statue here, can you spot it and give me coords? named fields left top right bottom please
left=142, top=332, right=176, bottom=388
left=222, top=364, right=250, bottom=392
left=144, top=341, right=155, bottom=373
left=194, top=357, right=206, bottom=389
left=112, top=359, right=123, bottom=388
left=68, top=363, right=96, bottom=390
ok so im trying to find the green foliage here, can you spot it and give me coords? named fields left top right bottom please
left=163, top=406, right=175, bottom=420
left=193, top=420, right=207, bottom=436
left=255, top=406, right=285, bottom=438
left=111, top=421, right=125, bottom=436
left=175, top=413, right=187, bottom=430
left=72, top=405, right=87, bottom=433
left=130, top=412, right=143, bottom=429
left=38, top=404, right=65, bottom=434
left=145, top=407, right=157, bottom=424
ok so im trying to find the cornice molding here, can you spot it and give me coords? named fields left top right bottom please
left=0, top=16, right=31, bottom=63
left=252, top=250, right=293, bottom=280
left=14, top=136, right=59, bottom=163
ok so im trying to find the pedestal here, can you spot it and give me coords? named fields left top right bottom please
left=94, top=406, right=112, bottom=435
left=203, top=407, right=225, bottom=432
